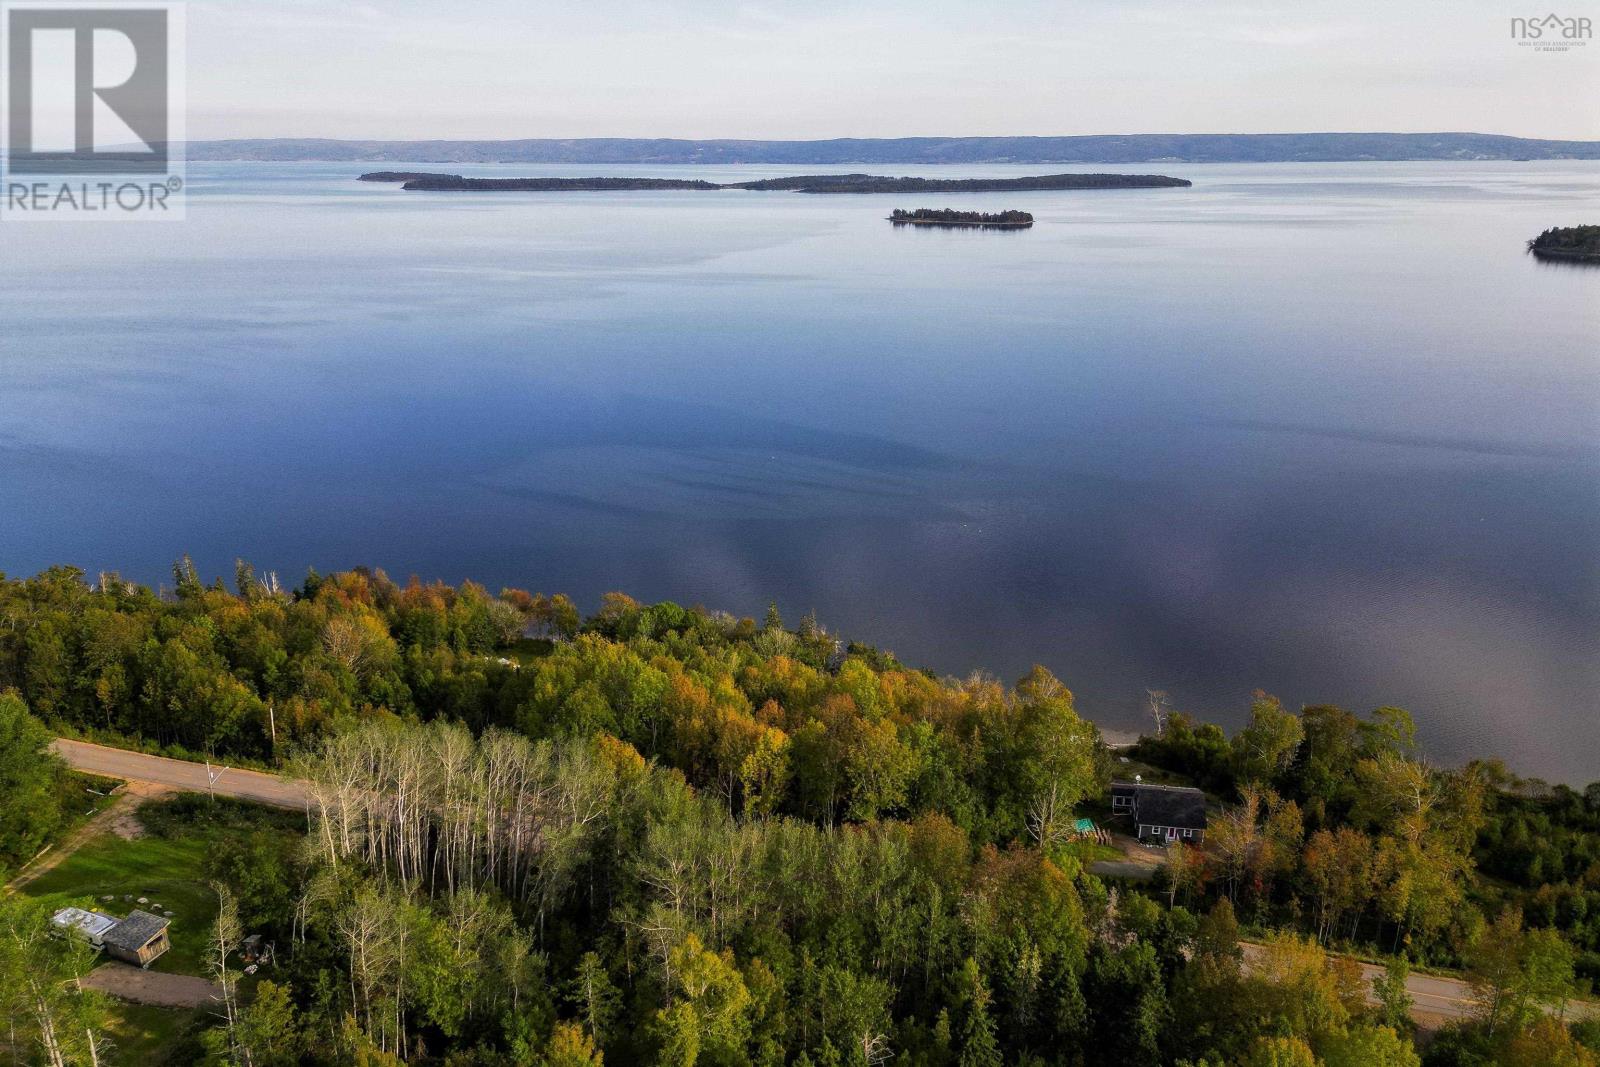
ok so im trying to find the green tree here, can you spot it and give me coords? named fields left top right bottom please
left=1239, top=1035, right=1318, bottom=1067
left=1231, top=693, right=1304, bottom=786
left=544, top=1022, right=605, bottom=1067
left=1320, top=1025, right=1420, bottom=1067
left=568, top=952, right=621, bottom=1049
left=655, top=934, right=751, bottom=1066
left=1087, top=940, right=1169, bottom=1064
left=1503, top=1018, right=1599, bottom=1067
left=205, top=979, right=303, bottom=1067
left=205, top=828, right=296, bottom=931
left=1244, top=933, right=1349, bottom=1047
left=0, top=894, right=108, bottom=1066
left=955, top=958, right=1002, bottom=1067
left=842, top=715, right=918, bottom=821
left=1192, top=897, right=1243, bottom=982
left=0, top=690, right=63, bottom=871
left=1372, top=956, right=1414, bottom=1035
left=549, top=594, right=581, bottom=640
left=1302, top=828, right=1374, bottom=943
left=1466, top=908, right=1576, bottom=1036
left=1012, top=667, right=1097, bottom=849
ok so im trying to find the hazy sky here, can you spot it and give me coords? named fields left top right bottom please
left=188, top=0, right=1600, bottom=140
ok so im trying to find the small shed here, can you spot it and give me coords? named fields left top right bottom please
left=241, top=934, right=273, bottom=965
left=101, top=910, right=171, bottom=967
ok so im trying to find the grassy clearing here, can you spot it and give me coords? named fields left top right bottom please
left=60, top=771, right=123, bottom=823
left=17, top=831, right=218, bottom=973
left=100, top=1001, right=203, bottom=1065
left=1107, top=754, right=1198, bottom=790
left=15, top=794, right=304, bottom=977
left=1061, top=838, right=1125, bottom=865
left=3, top=771, right=122, bottom=883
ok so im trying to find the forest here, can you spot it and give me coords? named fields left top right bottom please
left=0, top=560, right=1596, bottom=1066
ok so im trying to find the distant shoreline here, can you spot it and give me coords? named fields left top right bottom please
left=361, top=171, right=1191, bottom=194
left=185, top=132, right=1600, bottom=164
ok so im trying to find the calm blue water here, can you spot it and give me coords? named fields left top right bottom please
left=2, top=161, right=1597, bottom=782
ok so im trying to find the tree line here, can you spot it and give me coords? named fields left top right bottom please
left=0, top=560, right=1596, bottom=1065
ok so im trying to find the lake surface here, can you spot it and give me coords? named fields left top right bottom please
left=2, top=161, right=1597, bottom=782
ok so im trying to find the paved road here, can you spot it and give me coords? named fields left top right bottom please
left=52, top=739, right=309, bottom=810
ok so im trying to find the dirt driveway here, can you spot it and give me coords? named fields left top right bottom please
left=7, top=781, right=171, bottom=891
left=1089, top=830, right=1170, bottom=881
left=82, top=962, right=221, bottom=1008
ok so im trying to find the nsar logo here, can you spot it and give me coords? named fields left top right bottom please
left=1510, top=12, right=1592, bottom=50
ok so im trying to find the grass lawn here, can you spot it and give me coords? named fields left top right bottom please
left=504, top=636, right=557, bottom=665
left=1108, top=754, right=1199, bottom=789
left=4, top=771, right=122, bottom=880
left=16, top=795, right=304, bottom=977
left=100, top=1002, right=203, bottom=1064
left=62, top=771, right=123, bottom=823
left=1060, top=838, right=1124, bottom=865
left=17, top=830, right=219, bottom=973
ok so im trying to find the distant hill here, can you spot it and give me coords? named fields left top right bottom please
left=186, top=133, right=1600, bottom=164
left=375, top=172, right=1190, bottom=193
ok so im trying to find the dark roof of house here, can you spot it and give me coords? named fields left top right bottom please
left=102, top=910, right=170, bottom=951
left=1127, top=783, right=1208, bottom=829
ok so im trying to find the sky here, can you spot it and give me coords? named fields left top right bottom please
left=186, top=0, right=1600, bottom=141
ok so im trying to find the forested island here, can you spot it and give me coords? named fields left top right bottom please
left=1528, top=225, right=1600, bottom=262
left=359, top=170, right=1190, bottom=193
left=382, top=174, right=722, bottom=191
left=889, top=208, right=1034, bottom=228
left=1, top=560, right=1597, bottom=1066
left=356, top=171, right=452, bottom=183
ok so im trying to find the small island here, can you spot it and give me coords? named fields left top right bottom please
left=889, top=208, right=1033, bottom=228
left=355, top=171, right=453, bottom=183
left=1527, top=225, right=1600, bottom=262
left=358, top=170, right=1191, bottom=194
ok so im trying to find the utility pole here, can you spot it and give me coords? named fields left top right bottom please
left=204, top=759, right=227, bottom=801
